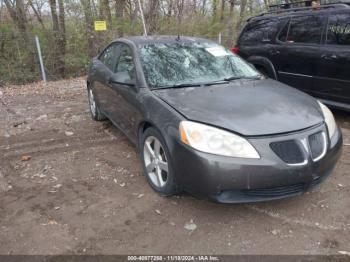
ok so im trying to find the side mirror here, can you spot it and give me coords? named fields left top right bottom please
left=109, top=71, right=136, bottom=87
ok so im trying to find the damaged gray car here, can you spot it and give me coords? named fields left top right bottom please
left=86, top=36, right=342, bottom=203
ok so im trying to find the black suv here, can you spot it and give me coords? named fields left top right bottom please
left=235, top=0, right=350, bottom=110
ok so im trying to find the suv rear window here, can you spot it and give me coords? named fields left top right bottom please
left=278, top=16, right=324, bottom=44
left=327, top=13, right=350, bottom=45
left=239, top=19, right=279, bottom=45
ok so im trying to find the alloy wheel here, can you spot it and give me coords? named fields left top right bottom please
left=88, top=89, right=96, bottom=117
left=143, top=136, right=169, bottom=188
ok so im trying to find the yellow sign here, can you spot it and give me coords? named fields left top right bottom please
left=94, top=21, right=107, bottom=31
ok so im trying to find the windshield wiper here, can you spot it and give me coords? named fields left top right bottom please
left=223, top=75, right=261, bottom=82
left=152, top=76, right=262, bottom=90
left=152, top=83, right=202, bottom=90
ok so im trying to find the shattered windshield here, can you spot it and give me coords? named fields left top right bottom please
left=139, top=42, right=260, bottom=88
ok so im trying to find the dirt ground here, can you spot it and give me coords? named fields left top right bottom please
left=0, top=78, right=349, bottom=255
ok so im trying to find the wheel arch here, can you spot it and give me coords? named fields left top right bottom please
left=137, top=120, right=156, bottom=149
left=246, top=56, right=278, bottom=80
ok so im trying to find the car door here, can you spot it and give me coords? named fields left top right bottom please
left=315, top=12, right=350, bottom=104
left=92, top=43, right=120, bottom=115
left=273, top=15, right=325, bottom=94
left=237, top=18, right=285, bottom=64
left=109, top=43, right=142, bottom=140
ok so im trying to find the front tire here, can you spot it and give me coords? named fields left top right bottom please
left=87, top=85, right=106, bottom=121
left=140, top=127, right=178, bottom=196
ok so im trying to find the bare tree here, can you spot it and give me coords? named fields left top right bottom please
left=99, top=0, right=112, bottom=26
left=28, top=0, right=45, bottom=29
left=3, top=0, right=35, bottom=72
left=236, top=0, right=247, bottom=32
left=145, top=0, right=160, bottom=34
left=115, top=0, right=126, bottom=36
left=128, top=0, right=138, bottom=26
left=220, top=0, right=225, bottom=23
left=201, top=0, right=207, bottom=15
left=3, top=0, right=29, bottom=39
left=176, top=0, right=185, bottom=25
left=81, top=0, right=95, bottom=57
left=48, top=0, right=66, bottom=76
left=58, top=0, right=66, bottom=76
left=212, top=0, right=218, bottom=22
left=227, top=0, right=235, bottom=46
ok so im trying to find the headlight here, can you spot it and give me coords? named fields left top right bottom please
left=179, top=121, right=260, bottom=158
left=318, top=101, right=337, bottom=139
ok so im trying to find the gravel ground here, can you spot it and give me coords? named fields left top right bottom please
left=0, top=78, right=349, bottom=255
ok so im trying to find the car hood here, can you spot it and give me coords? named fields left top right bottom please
left=153, top=79, right=324, bottom=136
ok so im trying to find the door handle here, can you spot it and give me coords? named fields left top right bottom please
left=321, top=54, right=338, bottom=61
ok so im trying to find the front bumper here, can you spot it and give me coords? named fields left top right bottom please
left=171, top=124, right=342, bottom=203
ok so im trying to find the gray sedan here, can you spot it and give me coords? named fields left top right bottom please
left=86, top=36, right=342, bottom=203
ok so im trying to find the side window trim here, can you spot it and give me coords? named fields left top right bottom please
left=110, top=43, right=123, bottom=72
left=325, top=13, right=332, bottom=45
left=276, top=18, right=291, bottom=43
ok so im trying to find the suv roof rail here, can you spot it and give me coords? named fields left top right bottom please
left=247, top=0, right=350, bottom=21
left=269, top=0, right=349, bottom=10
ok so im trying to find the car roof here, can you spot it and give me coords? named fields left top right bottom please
left=248, top=3, right=350, bottom=23
left=115, top=35, right=217, bottom=45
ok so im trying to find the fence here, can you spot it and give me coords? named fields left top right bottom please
left=0, top=30, right=234, bottom=86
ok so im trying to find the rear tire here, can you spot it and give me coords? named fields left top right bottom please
left=87, top=85, right=106, bottom=121
left=140, top=127, right=178, bottom=196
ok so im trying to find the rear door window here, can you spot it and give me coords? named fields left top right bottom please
left=239, top=19, right=279, bottom=45
left=278, top=15, right=324, bottom=44
left=326, top=13, right=350, bottom=45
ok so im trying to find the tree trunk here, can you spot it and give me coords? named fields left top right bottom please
left=49, top=0, right=59, bottom=32
left=227, top=0, right=235, bottom=46
left=130, top=0, right=139, bottom=26
left=3, top=0, right=36, bottom=73
left=58, top=0, right=66, bottom=77
left=167, top=0, right=173, bottom=17
left=202, top=0, right=207, bottom=15
left=99, top=0, right=112, bottom=26
left=4, top=0, right=29, bottom=38
left=145, top=0, right=160, bottom=34
left=49, top=0, right=61, bottom=77
left=236, top=0, right=247, bottom=33
left=212, top=0, right=217, bottom=23
left=176, top=0, right=185, bottom=26
left=81, top=0, right=96, bottom=58
left=115, top=0, right=126, bottom=36
left=28, top=0, right=45, bottom=29
left=220, top=0, right=225, bottom=23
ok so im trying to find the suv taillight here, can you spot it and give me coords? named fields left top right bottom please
left=231, top=47, right=239, bottom=54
